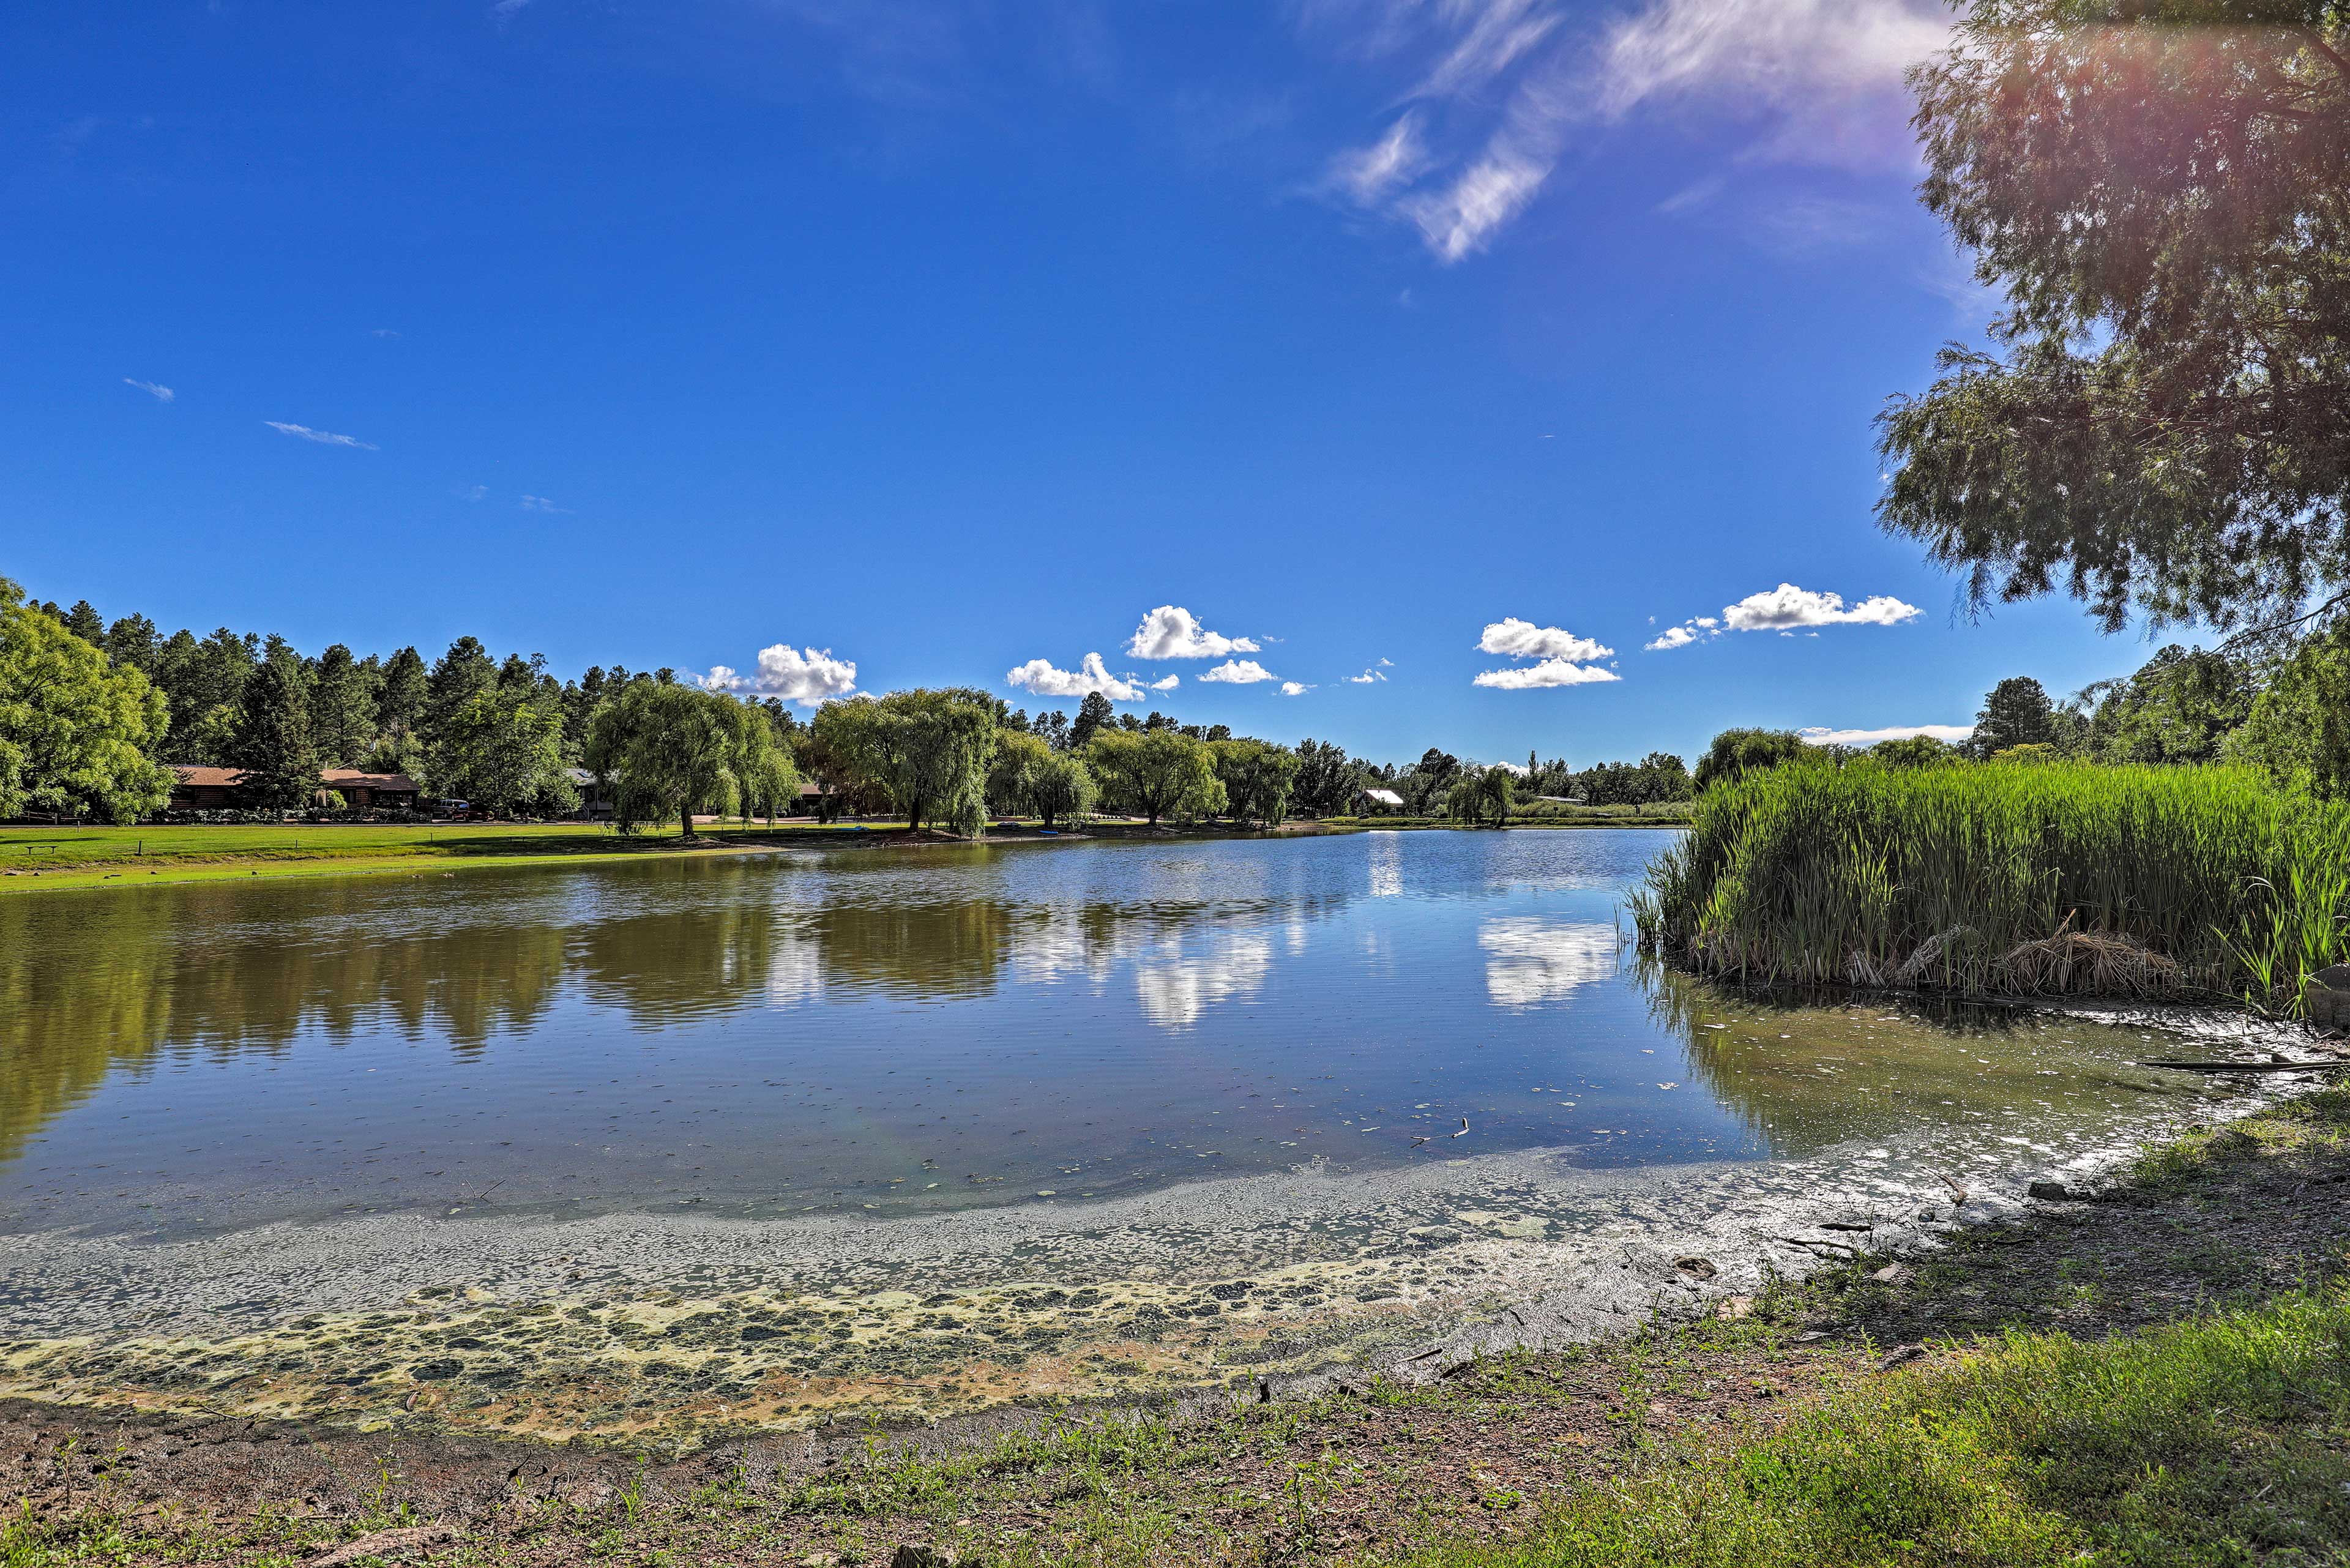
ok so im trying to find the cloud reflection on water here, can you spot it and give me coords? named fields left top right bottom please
left=1478, top=917, right=1621, bottom=1007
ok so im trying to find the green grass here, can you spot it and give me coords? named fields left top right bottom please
left=0, top=820, right=868, bottom=893
left=1635, top=760, right=2350, bottom=1008
left=1400, top=1289, right=2350, bottom=1568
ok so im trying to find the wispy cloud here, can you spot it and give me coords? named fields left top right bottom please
left=1323, top=111, right=1429, bottom=204
left=1598, top=0, right=1946, bottom=169
left=1800, top=723, right=1971, bottom=746
left=701, top=644, right=859, bottom=706
left=1149, top=674, right=1181, bottom=691
left=459, top=484, right=489, bottom=502
left=1346, top=666, right=1388, bottom=684
left=1279, top=681, right=1311, bottom=696
left=122, top=378, right=173, bottom=403
left=1127, top=605, right=1260, bottom=660
left=1199, top=659, right=1277, bottom=685
left=263, top=420, right=377, bottom=450
left=519, top=494, right=570, bottom=513
left=1644, top=625, right=1701, bottom=652
left=1006, top=652, right=1146, bottom=701
left=1306, top=0, right=1950, bottom=261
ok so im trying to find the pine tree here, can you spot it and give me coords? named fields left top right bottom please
left=310, top=644, right=377, bottom=766
left=1967, top=678, right=2057, bottom=759
left=231, top=652, right=319, bottom=810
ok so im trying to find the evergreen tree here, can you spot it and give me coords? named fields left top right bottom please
left=425, top=637, right=496, bottom=737
left=309, top=644, right=377, bottom=766
left=103, top=614, right=159, bottom=679
left=1967, top=677, right=2058, bottom=758
left=1070, top=690, right=1114, bottom=750
left=229, top=651, right=318, bottom=810
left=62, top=600, right=105, bottom=646
left=376, top=646, right=428, bottom=740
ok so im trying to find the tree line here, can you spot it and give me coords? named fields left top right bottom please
left=7, top=582, right=1694, bottom=832
left=1685, top=635, right=2350, bottom=799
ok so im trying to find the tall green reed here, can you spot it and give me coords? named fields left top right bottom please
left=1632, top=762, right=2350, bottom=1010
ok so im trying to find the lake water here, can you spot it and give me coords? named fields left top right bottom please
left=0, top=831, right=2259, bottom=1438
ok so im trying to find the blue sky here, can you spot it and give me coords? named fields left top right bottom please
left=1, top=0, right=2184, bottom=766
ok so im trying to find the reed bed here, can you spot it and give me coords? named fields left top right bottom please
left=1632, top=761, right=2350, bottom=1010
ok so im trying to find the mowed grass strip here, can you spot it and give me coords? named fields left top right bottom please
left=1403, top=1288, right=2350, bottom=1568
left=0, top=820, right=855, bottom=878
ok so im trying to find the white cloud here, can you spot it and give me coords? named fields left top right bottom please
left=1646, top=586, right=1917, bottom=651
left=1346, top=666, right=1387, bottom=684
left=518, top=494, right=569, bottom=513
left=1404, top=135, right=1562, bottom=263
left=460, top=484, right=488, bottom=502
left=1598, top=0, right=1947, bottom=169
left=1279, top=681, right=1310, bottom=696
left=1126, top=605, right=1260, bottom=660
left=1005, top=652, right=1145, bottom=701
left=1149, top=674, right=1180, bottom=691
left=703, top=644, right=859, bottom=706
left=1324, top=112, right=1429, bottom=206
left=1472, top=657, right=1622, bottom=689
left=1302, top=0, right=1951, bottom=264
left=122, top=378, right=173, bottom=402
left=1720, top=583, right=1921, bottom=631
left=1800, top=723, right=1973, bottom=747
left=263, top=420, right=377, bottom=450
left=1478, top=617, right=1612, bottom=663
left=1378, top=656, right=1393, bottom=666
left=1199, top=659, right=1277, bottom=685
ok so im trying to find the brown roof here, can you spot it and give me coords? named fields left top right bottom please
left=322, top=769, right=422, bottom=792
left=170, top=765, right=422, bottom=793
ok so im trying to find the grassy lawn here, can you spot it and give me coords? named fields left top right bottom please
left=6, top=1089, right=2344, bottom=1566
left=0, top=821, right=879, bottom=892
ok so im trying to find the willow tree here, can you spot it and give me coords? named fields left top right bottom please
left=586, top=681, right=797, bottom=837
left=1209, top=737, right=1300, bottom=827
left=1881, top=1, right=2350, bottom=641
left=811, top=687, right=996, bottom=837
left=1086, top=729, right=1223, bottom=827
left=0, top=577, right=173, bottom=823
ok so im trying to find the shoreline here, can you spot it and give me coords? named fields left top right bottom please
left=2, top=1005, right=2326, bottom=1439
left=0, top=813, right=1692, bottom=896
left=4, top=1062, right=2343, bottom=1564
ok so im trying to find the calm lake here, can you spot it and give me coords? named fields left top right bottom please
left=3, top=829, right=2217, bottom=1237
left=0, top=830, right=2253, bottom=1437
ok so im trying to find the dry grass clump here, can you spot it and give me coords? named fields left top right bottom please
left=1635, top=761, right=2350, bottom=1009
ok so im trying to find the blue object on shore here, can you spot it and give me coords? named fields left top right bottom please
left=1039, top=829, right=1058, bottom=836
